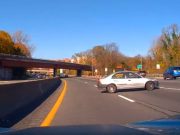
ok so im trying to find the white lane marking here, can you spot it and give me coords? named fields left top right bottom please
left=160, top=87, right=180, bottom=91
left=118, top=95, right=135, bottom=103
left=94, top=85, right=98, bottom=87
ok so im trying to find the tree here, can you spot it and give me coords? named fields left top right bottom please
left=0, top=31, right=15, bottom=54
left=149, top=24, right=180, bottom=73
left=12, top=31, right=35, bottom=57
left=92, top=45, right=107, bottom=75
left=161, top=24, right=180, bottom=66
left=72, top=43, right=125, bottom=75
left=0, top=30, right=34, bottom=57
left=14, top=43, right=31, bottom=57
left=105, top=43, right=120, bottom=68
left=72, top=50, right=92, bottom=65
left=125, top=55, right=143, bottom=71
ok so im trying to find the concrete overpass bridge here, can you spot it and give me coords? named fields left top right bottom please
left=0, top=53, right=92, bottom=79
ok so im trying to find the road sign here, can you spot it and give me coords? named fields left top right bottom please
left=60, top=69, right=63, bottom=73
left=156, top=64, right=160, bottom=69
left=137, top=64, right=142, bottom=69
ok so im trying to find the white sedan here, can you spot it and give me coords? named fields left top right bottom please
left=97, top=71, right=159, bottom=93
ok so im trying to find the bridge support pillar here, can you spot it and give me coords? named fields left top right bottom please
left=76, top=69, right=82, bottom=77
left=53, top=68, right=57, bottom=77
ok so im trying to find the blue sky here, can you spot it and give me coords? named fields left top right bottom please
left=1, top=0, right=180, bottom=59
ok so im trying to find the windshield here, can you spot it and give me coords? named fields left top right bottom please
left=102, top=72, right=115, bottom=78
left=0, top=0, right=180, bottom=135
left=173, top=67, right=180, bottom=70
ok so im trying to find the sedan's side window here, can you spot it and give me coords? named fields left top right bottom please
left=126, top=72, right=141, bottom=78
left=112, top=73, right=125, bottom=79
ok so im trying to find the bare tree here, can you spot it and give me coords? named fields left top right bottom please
left=12, top=31, right=35, bottom=57
left=149, top=24, right=180, bottom=73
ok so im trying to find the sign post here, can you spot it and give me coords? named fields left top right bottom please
left=105, top=68, right=108, bottom=75
left=113, top=69, right=115, bottom=73
left=156, top=64, right=160, bottom=75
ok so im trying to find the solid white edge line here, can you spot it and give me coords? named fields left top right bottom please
left=160, top=87, right=180, bottom=91
left=118, top=95, right=135, bottom=103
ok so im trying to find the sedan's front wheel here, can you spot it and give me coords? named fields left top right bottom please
left=145, top=81, right=155, bottom=91
left=106, top=84, right=117, bottom=93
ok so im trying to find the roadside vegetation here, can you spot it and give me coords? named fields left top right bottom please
left=0, top=31, right=34, bottom=57
left=1, top=24, right=180, bottom=75
left=72, top=24, right=180, bottom=74
left=0, top=30, right=35, bottom=79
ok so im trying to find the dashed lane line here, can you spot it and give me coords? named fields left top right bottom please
left=118, top=95, right=135, bottom=103
left=160, top=87, right=180, bottom=91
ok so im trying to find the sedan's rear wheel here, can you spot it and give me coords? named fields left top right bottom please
left=106, top=84, right=117, bottom=93
left=145, top=81, right=155, bottom=91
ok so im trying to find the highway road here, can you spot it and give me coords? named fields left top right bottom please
left=13, top=77, right=180, bottom=129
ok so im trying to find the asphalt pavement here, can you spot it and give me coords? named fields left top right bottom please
left=13, top=77, right=180, bottom=129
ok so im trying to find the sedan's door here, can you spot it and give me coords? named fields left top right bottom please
left=111, top=72, right=129, bottom=89
left=125, top=72, right=145, bottom=88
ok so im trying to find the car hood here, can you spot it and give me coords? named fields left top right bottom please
left=1, top=116, right=180, bottom=135
left=144, top=78, right=158, bottom=82
left=0, top=125, right=153, bottom=135
left=128, top=115, right=180, bottom=135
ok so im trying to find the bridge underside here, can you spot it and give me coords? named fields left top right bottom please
left=0, top=54, right=91, bottom=79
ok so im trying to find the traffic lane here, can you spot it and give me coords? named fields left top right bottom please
left=78, top=77, right=180, bottom=90
left=115, top=87, right=180, bottom=114
left=51, top=78, right=166, bottom=126
left=74, top=77, right=180, bottom=112
left=158, top=79, right=180, bottom=89
left=78, top=76, right=180, bottom=94
left=76, top=77, right=180, bottom=89
left=77, top=77, right=180, bottom=101
left=73, top=77, right=180, bottom=114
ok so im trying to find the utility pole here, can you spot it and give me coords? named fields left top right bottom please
left=91, top=58, right=93, bottom=76
left=141, top=56, right=143, bottom=70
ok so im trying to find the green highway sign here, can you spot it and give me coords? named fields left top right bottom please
left=137, top=64, right=142, bottom=69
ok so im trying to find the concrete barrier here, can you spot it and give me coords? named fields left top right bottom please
left=0, top=78, right=61, bottom=127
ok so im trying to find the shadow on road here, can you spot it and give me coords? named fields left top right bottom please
left=101, top=88, right=159, bottom=94
left=117, top=88, right=146, bottom=93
